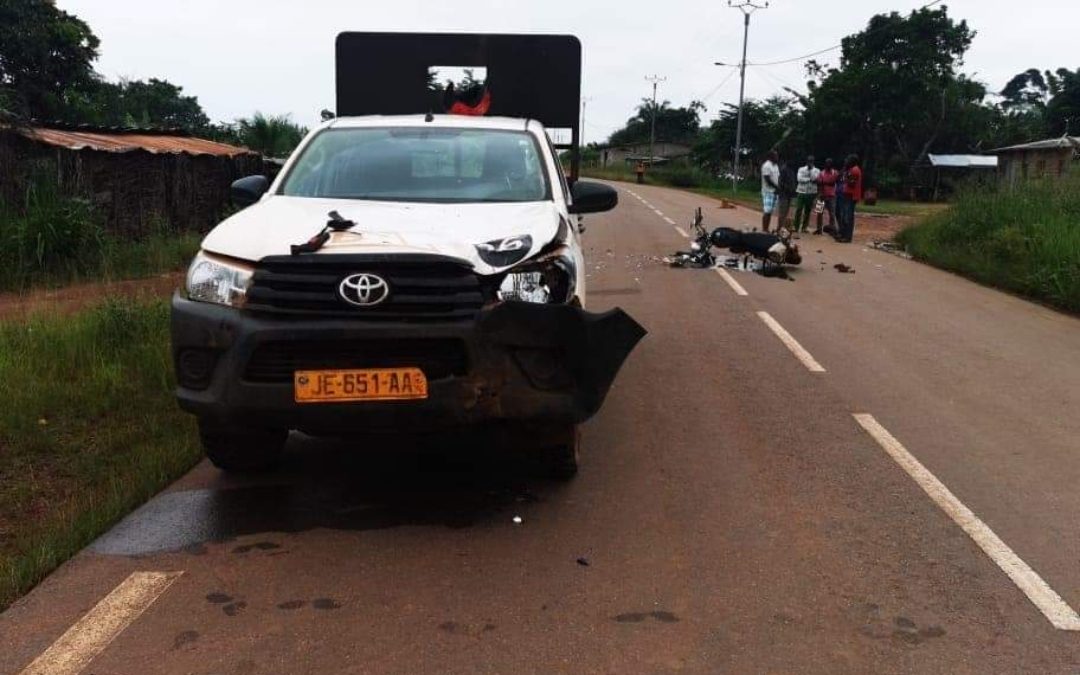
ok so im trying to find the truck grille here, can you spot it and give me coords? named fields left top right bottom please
left=243, top=338, right=468, bottom=383
left=245, top=254, right=489, bottom=320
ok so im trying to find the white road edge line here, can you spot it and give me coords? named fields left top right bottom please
left=663, top=216, right=676, bottom=225
left=674, top=226, right=689, bottom=238
left=852, top=414, right=1080, bottom=632
left=756, top=311, right=826, bottom=372
left=715, top=268, right=749, bottom=296
left=20, top=571, right=184, bottom=675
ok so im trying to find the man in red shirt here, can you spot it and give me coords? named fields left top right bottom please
left=837, top=154, right=863, bottom=243
left=815, top=158, right=839, bottom=235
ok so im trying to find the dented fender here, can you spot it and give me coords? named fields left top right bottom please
left=478, top=302, right=647, bottom=421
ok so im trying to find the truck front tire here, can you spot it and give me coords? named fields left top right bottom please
left=198, top=419, right=287, bottom=472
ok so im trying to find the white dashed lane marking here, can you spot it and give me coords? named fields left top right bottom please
left=674, top=226, right=689, bottom=239
left=715, top=268, right=748, bottom=296
left=663, top=216, right=676, bottom=225
left=19, top=571, right=183, bottom=675
left=853, top=414, right=1080, bottom=632
left=756, top=311, right=826, bottom=372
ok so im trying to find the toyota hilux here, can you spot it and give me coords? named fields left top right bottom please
left=170, top=33, right=645, bottom=477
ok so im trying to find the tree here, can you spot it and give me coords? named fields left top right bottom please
left=691, top=96, right=804, bottom=174
left=608, top=100, right=705, bottom=146
left=222, top=113, right=308, bottom=157
left=1001, top=69, right=1049, bottom=112
left=0, top=0, right=100, bottom=120
left=798, top=6, right=982, bottom=187
left=110, top=78, right=209, bottom=130
left=1045, top=68, right=1080, bottom=136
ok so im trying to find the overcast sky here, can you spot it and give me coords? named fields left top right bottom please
left=58, top=1, right=1078, bottom=142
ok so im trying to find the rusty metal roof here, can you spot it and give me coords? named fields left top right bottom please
left=19, top=127, right=256, bottom=157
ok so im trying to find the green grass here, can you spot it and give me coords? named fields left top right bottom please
left=898, top=178, right=1080, bottom=313
left=582, top=165, right=946, bottom=218
left=0, top=181, right=201, bottom=292
left=0, top=299, right=202, bottom=610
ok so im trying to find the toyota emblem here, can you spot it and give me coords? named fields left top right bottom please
left=339, top=273, right=390, bottom=307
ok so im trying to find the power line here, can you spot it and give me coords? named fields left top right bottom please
left=695, top=68, right=739, bottom=104
left=733, top=0, right=947, bottom=69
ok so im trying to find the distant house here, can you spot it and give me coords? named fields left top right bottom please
left=0, top=124, right=264, bottom=236
left=917, top=154, right=998, bottom=200
left=990, top=135, right=1080, bottom=186
left=598, top=141, right=692, bottom=168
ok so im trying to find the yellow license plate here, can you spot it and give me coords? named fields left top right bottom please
left=294, top=368, right=428, bottom=403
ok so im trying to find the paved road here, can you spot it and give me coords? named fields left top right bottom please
left=3, top=182, right=1079, bottom=674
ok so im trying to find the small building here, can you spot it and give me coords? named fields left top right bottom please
left=0, top=124, right=264, bottom=237
left=918, top=154, right=998, bottom=200
left=990, top=135, right=1080, bottom=186
left=598, top=142, right=692, bottom=168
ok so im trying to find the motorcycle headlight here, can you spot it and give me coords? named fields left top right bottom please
left=497, top=253, right=576, bottom=304
left=690, top=241, right=703, bottom=252
left=185, top=251, right=253, bottom=307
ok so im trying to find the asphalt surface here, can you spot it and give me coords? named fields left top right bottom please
left=3, top=182, right=1080, bottom=674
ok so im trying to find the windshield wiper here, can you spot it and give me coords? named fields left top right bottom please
left=290, top=210, right=358, bottom=255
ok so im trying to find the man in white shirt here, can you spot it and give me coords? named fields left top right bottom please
left=760, top=150, right=780, bottom=232
left=794, top=155, right=821, bottom=234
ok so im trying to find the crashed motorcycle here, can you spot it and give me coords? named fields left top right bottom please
left=669, top=207, right=802, bottom=275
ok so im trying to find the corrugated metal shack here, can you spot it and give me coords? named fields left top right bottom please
left=0, top=124, right=263, bottom=236
left=991, top=135, right=1080, bottom=186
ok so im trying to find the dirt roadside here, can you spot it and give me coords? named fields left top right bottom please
left=0, top=273, right=183, bottom=322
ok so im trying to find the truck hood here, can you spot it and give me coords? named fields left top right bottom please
left=201, top=196, right=563, bottom=275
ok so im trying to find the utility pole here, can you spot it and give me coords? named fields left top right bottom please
left=580, top=97, right=592, bottom=156
left=725, top=0, right=768, bottom=193
left=645, top=75, right=666, bottom=170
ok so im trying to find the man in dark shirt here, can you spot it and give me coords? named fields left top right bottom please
left=775, top=158, right=797, bottom=231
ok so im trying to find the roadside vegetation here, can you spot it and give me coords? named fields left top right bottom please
left=898, top=177, right=1080, bottom=313
left=582, top=165, right=946, bottom=219
left=0, top=180, right=200, bottom=292
left=0, top=299, right=201, bottom=610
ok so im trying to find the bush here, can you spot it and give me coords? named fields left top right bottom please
left=898, top=177, right=1080, bottom=313
left=0, top=178, right=200, bottom=290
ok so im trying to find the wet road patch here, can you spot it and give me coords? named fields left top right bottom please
left=89, top=440, right=554, bottom=556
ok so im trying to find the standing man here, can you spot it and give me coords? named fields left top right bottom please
left=793, top=155, right=820, bottom=234
left=775, top=157, right=797, bottom=231
left=760, top=150, right=780, bottom=232
left=815, top=158, right=838, bottom=235
left=838, top=154, right=863, bottom=243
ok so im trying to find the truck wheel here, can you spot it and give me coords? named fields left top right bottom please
left=543, top=425, right=580, bottom=480
left=198, top=419, right=287, bottom=472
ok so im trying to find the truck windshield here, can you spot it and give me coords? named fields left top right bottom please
left=280, top=127, right=551, bottom=203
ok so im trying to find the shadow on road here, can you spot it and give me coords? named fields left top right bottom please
left=92, top=432, right=561, bottom=556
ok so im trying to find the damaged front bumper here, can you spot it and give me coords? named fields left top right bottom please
left=171, top=294, right=646, bottom=434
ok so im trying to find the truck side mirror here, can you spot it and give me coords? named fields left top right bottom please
left=231, top=175, right=269, bottom=208
left=568, top=181, right=618, bottom=214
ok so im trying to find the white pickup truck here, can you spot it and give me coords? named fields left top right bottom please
left=170, top=33, right=645, bottom=477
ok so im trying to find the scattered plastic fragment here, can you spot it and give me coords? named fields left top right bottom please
left=834, top=263, right=856, bottom=274
left=512, top=516, right=523, bottom=525
left=577, top=557, right=590, bottom=567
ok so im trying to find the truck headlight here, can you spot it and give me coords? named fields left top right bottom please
left=497, top=254, right=576, bottom=304
left=185, top=252, right=253, bottom=307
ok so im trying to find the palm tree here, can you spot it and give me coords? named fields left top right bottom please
left=236, top=112, right=307, bottom=158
